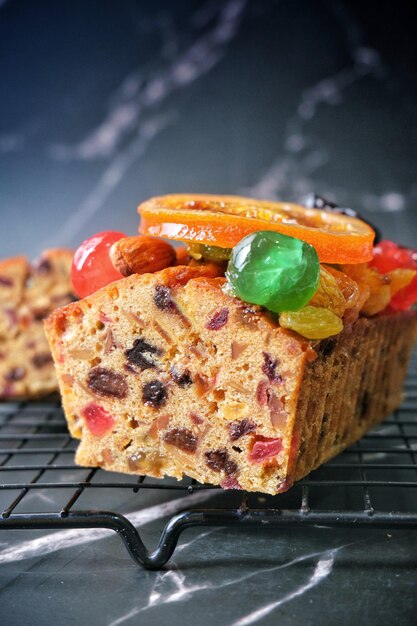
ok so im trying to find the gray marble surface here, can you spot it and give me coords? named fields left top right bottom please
left=1, top=0, right=417, bottom=624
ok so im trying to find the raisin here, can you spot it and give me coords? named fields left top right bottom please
left=204, top=449, right=238, bottom=475
left=170, top=367, right=192, bottom=387
left=32, top=353, right=53, bottom=369
left=154, top=285, right=177, bottom=312
left=142, top=380, right=167, bottom=408
left=125, top=338, right=162, bottom=370
left=206, top=308, right=229, bottom=330
left=0, top=276, right=13, bottom=287
left=4, top=367, right=26, bottom=382
left=33, top=307, right=50, bottom=321
left=35, top=258, right=53, bottom=274
left=87, top=367, right=128, bottom=399
left=228, top=419, right=256, bottom=441
left=262, top=352, right=282, bottom=383
left=163, top=427, right=197, bottom=453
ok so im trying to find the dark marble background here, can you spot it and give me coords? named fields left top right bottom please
left=1, top=2, right=417, bottom=625
left=1, top=0, right=417, bottom=260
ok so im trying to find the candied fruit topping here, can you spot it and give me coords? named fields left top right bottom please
left=71, top=230, right=126, bottom=298
left=204, top=449, right=238, bottom=475
left=228, top=419, right=256, bottom=441
left=279, top=306, right=343, bottom=340
left=188, top=243, right=231, bottom=263
left=226, top=231, right=320, bottom=313
left=206, top=307, right=229, bottom=330
left=142, top=380, right=168, bottom=408
left=371, top=240, right=417, bottom=311
left=87, top=367, right=128, bottom=399
left=309, top=266, right=346, bottom=317
left=125, top=338, right=162, bottom=370
left=163, top=427, right=197, bottom=453
left=248, top=436, right=283, bottom=464
left=82, top=402, right=115, bottom=437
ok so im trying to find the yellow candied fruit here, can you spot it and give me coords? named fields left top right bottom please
left=388, top=268, right=416, bottom=298
left=324, top=265, right=360, bottom=311
left=279, top=305, right=343, bottom=340
left=309, top=266, right=346, bottom=316
left=342, top=264, right=391, bottom=316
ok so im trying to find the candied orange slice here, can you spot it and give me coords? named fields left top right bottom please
left=138, top=194, right=375, bottom=264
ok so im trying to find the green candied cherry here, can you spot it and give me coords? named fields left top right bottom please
left=225, top=231, right=320, bottom=313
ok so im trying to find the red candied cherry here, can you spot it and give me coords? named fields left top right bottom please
left=248, top=436, right=283, bottom=463
left=71, top=231, right=127, bottom=298
left=372, top=240, right=417, bottom=274
left=372, top=240, right=417, bottom=311
left=81, top=402, right=115, bottom=437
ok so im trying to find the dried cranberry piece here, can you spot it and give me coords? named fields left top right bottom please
left=248, top=436, right=282, bottom=464
left=256, top=380, right=269, bottom=406
left=4, top=367, right=26, bottom=382
left=35, top=258, right=53, bottom=274
left=221, top=476, right=242, bottom=490
left=0, top=276, right=13, bottom=287
left=32, top=353, right=53, bottom=369
left=190, top=412, right=204, bottom=425
left=87, top=367, right=128, bottom=399
left=154, top=285, right=177, bottom=312
left=142, top=380, right=167, bottom=408
left=125, top=338, right=162, bottom=370
left=262, top=352, right=282, bottom=383
left=163, top=427, right=197, bottom=453
left=228, top=419, right=256, bottom=441
left=206, top=308, right=229, bottom=330
left=204, top=449, right=238, bottom=475
left=82, top=402, right=115, bottom=436
left=170, top=367, right=192, bottom=387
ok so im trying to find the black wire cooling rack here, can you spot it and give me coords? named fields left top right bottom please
left=1, top=353, right=417, bottom=570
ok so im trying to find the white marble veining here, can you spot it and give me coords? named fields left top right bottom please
left=44, top=0, right=247, bottom=249
left=244, top=1, right=416, bottom=218
left=245, top=42, right=384, bottom=204
left=0, top=489, right=216, bottom=565
left=105, top=544, right=347, bottom=626
left=231, top=554, right=335, bottom=626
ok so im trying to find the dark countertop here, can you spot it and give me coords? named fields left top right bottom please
left=1, top=1, right=417, bottom=624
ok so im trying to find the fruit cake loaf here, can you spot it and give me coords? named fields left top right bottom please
left=0, top=248, right=74, bottom=398
left=45, top=263, right=417, bottom=495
